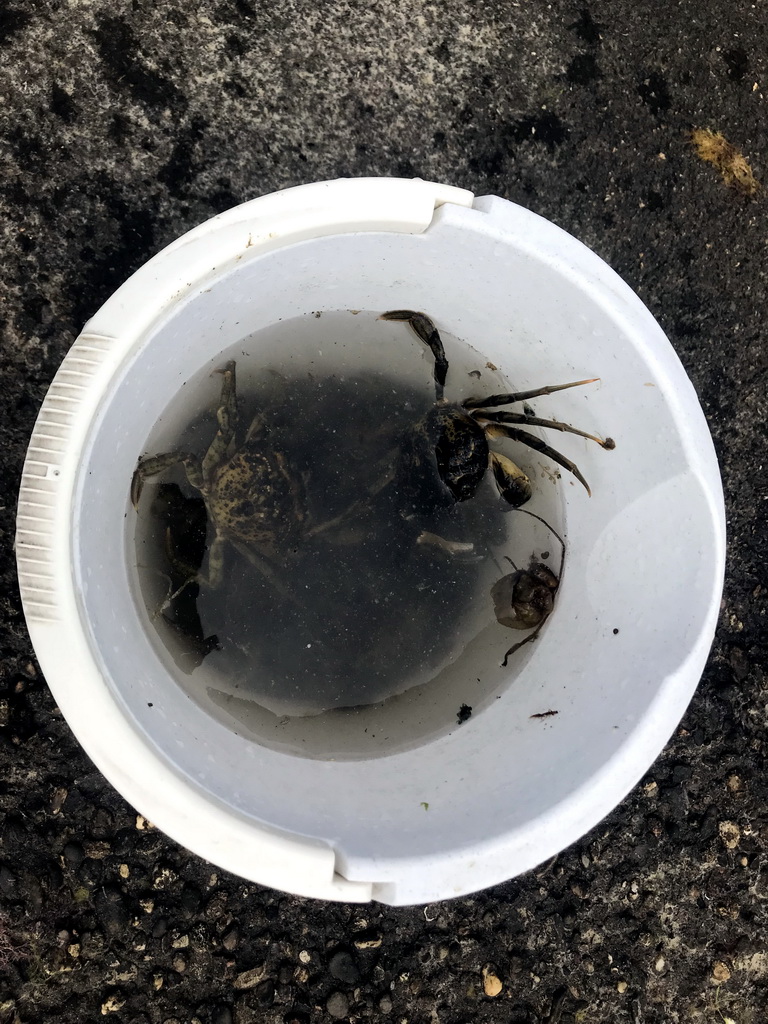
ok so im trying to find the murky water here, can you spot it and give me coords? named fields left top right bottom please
left=131, top=311, right=565, bottom=758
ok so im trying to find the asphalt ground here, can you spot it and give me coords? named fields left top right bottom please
left=0, top=2, right=766, bottom=1022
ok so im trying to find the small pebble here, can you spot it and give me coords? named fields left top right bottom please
left=712, top=961, right=731, bottom=983
left=330, top=950, right=360, bottom=985
left=101, top=996, right=125, bottom=1014
left=719, top=821, right=740, bottom=849
left=234, top=966, right=265, bottom=990
left=298, top=949, right=311, bottom=964
left=85, top=841, right=111, bottom=860
left=63, top=842, right=85, bottom=867
left=378, top=994, right=393, bottom=1013
left=50, top=787, right=68, bottom=814
left=153, top=867, right=179, bottom=889
left=482, top=966, right=503, bottom=997
left=654, top=957, right=666, bottom=973
left=617, top=980, right=627, bottom=993
left=326, top=991, right=349, bottom=1019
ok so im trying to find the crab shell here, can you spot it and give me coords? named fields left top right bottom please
left=210, top=445, right=307, bottom=559
left=491, top=564, right=559, bottom=630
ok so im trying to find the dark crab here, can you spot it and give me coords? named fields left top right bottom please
left=131, top=361, right=309, bottom=598
left=379, top=310, right=615, bottom=510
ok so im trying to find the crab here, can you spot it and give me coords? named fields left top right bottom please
left=379, top=310, right=615, bottom=510
left=491, top=508, right=565, bottom=666
left=492, top=560, right=560, bottom=666
left=131, top=361, right=309, bottom=598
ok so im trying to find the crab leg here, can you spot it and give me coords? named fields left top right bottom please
left=379, top=310, right=449, bottom=401
left=205, top=532, right=228, bottom=589
left=230, top=539, right=299, bottom=604
left=202, top=360, right=238, bottom=484
left=307, top=450, right=399, bottom=539
left=163, top=526, right=201, bottom=580
left=502, top=622, right=546, bottom=667
left=158, top=530, right=227, bottom=610
left=478, top=410, right=615, bottom=449
left=416, top=531, right=479, bottom=558
left=463, top=378, right=598, bottom=410
left=131, top=452, right=204, bottom=509
left=485, top=423, right=592, bottom=495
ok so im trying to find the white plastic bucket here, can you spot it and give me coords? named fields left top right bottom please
left=16, top=178, right=725, bottom=905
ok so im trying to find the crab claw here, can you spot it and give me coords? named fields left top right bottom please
left=379, top=310, right=448, bottom=400
left=490, top=452, right=532, bottom=508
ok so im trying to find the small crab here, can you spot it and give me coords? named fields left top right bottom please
left=131, top=361, right=308, bottom=597
left=491, top=509, right=565, bottom=666
left=492, top=560, right=560, bottom=666
left=379, top=310, right=615, bottom=509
